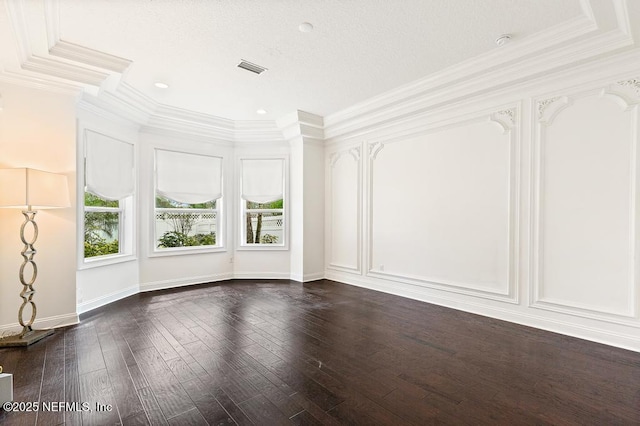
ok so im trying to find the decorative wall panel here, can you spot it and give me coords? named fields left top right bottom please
left=367, top=115, right=518, bottom=301
left=532, top=90, right=639, bottom=322
left=327, top=146, right=361, bottom=273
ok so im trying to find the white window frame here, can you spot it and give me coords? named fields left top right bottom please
left=238, top=156, right=288, bottom=250
left=151, top=149, right=224, bottom=257
left=79, top=130, right=136, bottom=269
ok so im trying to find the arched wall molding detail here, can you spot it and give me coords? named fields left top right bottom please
left=327, top=143, right=363, bottom=274
left=617, top=78, right=640, bottom=96
left=363, top=113, right=519, bottom=303
left=537, top=96, right=571, bottom=125
left=329, top=146, right=361, bottom=168
left=531, top=84, right=640, bottom=326
left=368, top=142, right=384, bottom=160
left=602, top=78, right=640, bottom=108
left=489, top=108, right=517, bottom=134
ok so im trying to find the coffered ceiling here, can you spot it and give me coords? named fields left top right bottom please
left=0, top=0, right=636, bottom=125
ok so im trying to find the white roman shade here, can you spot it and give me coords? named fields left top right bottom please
left=85, top=131, right=135, bottom=200
left=241, top=158, right=284, bottom=203
left=156, top=150, right=222, bottom=204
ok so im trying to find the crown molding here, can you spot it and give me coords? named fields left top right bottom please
left=49, top=40, right=131, bottom=73
left=21, top=55, right=109, bottom=86
left=139, top=125, right=235, bottom=147
left=78, top=81, right=287, bottom=143
left=0, top=69, right=82, bottom=95
left=76, top=96, right=141, bottom=130
left=147, top=105, right=234, bottom=141
left=82, top=86, right=152, bottom=124
left=9, top=0, right=635, bottom=148
left=4, top=0, right=31, bottom=64
left=4, top=0, right=114, bottom=89
left=234, top=120, right=285, bottom=144
left=323, top=2, right=636, bottom=140
left=278, top=110, right=325, bottom=144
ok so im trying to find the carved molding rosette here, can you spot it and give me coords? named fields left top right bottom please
left=537, top=97, right=560, bottom=119
left=609, top=78, right=640, bottom=106
left=617, top=79, right=640, bottom=95
left=489, top=108, right=516, bottom=133
left=537, top=96, right=570, bottom=124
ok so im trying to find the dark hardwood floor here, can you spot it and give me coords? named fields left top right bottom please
left=1, top=279, right=639, bottom=425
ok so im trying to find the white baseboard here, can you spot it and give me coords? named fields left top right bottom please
left=289, top=273, right=303, bottom=282
left=303, top=272, right=325, bottom=282
left=233, top=272, right=293, bottom=280
left=0, top=312, right=78, bottom=335
left=77, top=285, right=139, bottom=314
left=289, top=272, right=326, bottom=283
left=140, top=273, right=233, bottom=292
left=325, top=270, right=640, bottom=353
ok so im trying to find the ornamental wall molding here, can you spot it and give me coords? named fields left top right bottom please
left=330, top=146, right=361, bottom=168
left=617, top=78, right=640, bottom=96
left=489, top=108, right=517, bottom=134
left=368, top=142, right=385, bottom=160
left=537, top=97, right=561, bottom=120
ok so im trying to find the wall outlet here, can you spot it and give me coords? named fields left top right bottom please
left=380, top=264, right=385, bottom=271
left=229, top=256, right=234, bottom=264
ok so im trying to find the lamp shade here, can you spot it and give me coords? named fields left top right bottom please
left=0, top=168, right=70, bottom=209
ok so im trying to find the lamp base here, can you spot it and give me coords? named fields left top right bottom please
left=0, top=329, right=54, bottom=347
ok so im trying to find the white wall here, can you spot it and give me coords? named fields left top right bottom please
left=325, top=62, right=640, bottom=351
left=0, top=82, right=78, bottom=332
left=370, top=121, right=511, bottom=295
left=303, top=141, right=325, bottom=281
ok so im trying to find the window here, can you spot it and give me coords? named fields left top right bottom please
left=84, top=193, right=122, bottom=257
left=155, top=149, right=222, bottom=251
left=83, top=131, right=134, bottom=260
left=240, top=158, right=285, bottom=246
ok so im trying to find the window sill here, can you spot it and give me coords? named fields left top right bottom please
left=148, top=245, right=226, bottom=258
left=79, top=253, right=137, bottom=270
left=236, top=244, right=288, bottom=251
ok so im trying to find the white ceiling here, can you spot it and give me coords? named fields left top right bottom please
left=53, top=0, right=584, bottom=121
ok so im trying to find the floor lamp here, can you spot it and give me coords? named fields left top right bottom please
left=0, top=168, right=70, bottom=347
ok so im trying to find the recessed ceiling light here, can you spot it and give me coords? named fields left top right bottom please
left=256, top=109, right=267, bottom=115
left=154, top=82, right=169, bottom=89
left=495, top=34, right=512, bottom=47
left=299, top=22, right=314, bottom=33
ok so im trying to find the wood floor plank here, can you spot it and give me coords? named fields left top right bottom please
left=181, top=378, right=235, bottom=425
left=63, top=331, right=82, bottom=426
left=137, top=386, right=168, bottom=426
left=213, top=387, right=255, bottom=426
left=121, top=411, right=152, bottom=426
left=0, top=279, right=639, bottom=425
left=36, top=333, right=65, bottom=426
left=166, top=407, right=208, bottom=426
left=238, top=394, right=290, bottom=426
left=75, top=326, right=106, bottom=376
left=78, top=368, right=120, bottom=425
left=102, top=348, right=146, bottom=421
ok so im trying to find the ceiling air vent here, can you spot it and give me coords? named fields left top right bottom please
left=237, top=59, right=268, bottom=75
